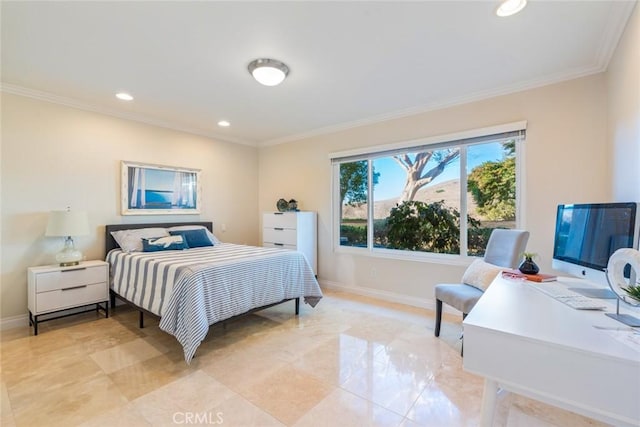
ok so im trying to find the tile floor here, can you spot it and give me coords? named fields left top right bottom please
left=0, top=290, right=608, bottom=427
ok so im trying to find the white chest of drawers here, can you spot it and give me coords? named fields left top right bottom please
left=262, top=211, right=317, bottom=275
left=27, top=260, right=109, bottom=334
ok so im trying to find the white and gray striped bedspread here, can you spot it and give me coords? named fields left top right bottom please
left=107, top=243, right=322, bottom=363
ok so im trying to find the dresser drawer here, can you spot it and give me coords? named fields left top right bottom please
left=263, top=213, right=297, bottom=229
left=263, top=228, right=297, bottom=245
left=35, top=265, right=108, bottom=293
left=263, top=242, right=296, bottom=251
left=36, top=282, right=108, bottom=314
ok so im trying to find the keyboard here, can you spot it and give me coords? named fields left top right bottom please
left=554, top=296, right=607, bottom=310
left=531, top=282, right=607, bottom=310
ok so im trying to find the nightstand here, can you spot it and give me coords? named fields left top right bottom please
left=27, top=260, right=109, bottom=335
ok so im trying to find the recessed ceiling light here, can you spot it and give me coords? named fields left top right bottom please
left=496, top=0, right=527, bottom=17
left=115, top=92, right=134, bottom=101
left=217, top=120, right=230, bottom=127
left=248, top=58, right=289, bottom=86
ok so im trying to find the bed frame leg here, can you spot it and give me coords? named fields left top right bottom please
left=295, top=297, right=300, bottom=315
left=139, top=311, right=144, bottom=328
left=109, top=290, right=116, bottom=311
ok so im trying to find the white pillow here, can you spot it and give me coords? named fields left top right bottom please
left=110, top=227, right=169, bottom=252
left=167, top=225, right=220, bottom=244
left=462, top=259, right=503, bottom=291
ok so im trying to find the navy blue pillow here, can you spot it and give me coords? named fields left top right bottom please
left=142, top=235, right=189, bottom=252
left=169, top=229, right=214, bottom=248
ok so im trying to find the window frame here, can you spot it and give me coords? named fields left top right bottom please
left=331, top=121, right=526, bottom=263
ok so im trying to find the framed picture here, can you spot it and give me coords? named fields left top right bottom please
left=121, top=161, right=202, bottom=215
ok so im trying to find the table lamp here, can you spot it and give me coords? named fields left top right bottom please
left=45, top=209, right=90, bottom=266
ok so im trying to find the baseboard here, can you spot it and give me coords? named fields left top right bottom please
left=1, top=283, right=459, bottom=329
left=0, top=302, right=119, bottom=331
left=318, top=279, right=460, bottom=314
left=0, top=314, right=28, bottom=330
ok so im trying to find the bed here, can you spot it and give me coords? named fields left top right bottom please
left=105, top=222, right=322, bottom=363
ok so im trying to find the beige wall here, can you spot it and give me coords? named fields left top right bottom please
left=1, top=93, right=259, bottom=320
left=258, top=74, right=611, bottom=307
left=607, top=2, right=640, bottom=201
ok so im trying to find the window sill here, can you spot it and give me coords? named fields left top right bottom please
left=334, top=245, right=476, bottom=267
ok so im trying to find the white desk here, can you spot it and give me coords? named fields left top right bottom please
left=463, top=275, right=640, bottom=426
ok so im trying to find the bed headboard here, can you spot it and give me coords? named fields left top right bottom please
left=105, top=222, right=213, bottom=256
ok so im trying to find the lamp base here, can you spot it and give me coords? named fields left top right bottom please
left=605, top=313, right=640, bottom=327
left=56, top=236, right=83, bottom=267
left=58, top=260, right=81, bottom=267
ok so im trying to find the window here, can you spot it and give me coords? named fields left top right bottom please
left=333, top=124, right=525, bottom=259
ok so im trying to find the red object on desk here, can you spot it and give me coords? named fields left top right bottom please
left=502, top=269, right=557, bottom=282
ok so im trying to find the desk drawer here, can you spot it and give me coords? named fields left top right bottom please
left=35, top=265, right=108, bottom=292
left=36, top=282, right=108, bottom=313
left=263, top=228, right=297, bottom=245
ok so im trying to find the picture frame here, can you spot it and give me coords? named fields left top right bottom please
left=121, top=161, right=202, bottom=215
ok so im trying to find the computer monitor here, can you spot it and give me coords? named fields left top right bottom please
left=552, top=202, right=639, bottom=295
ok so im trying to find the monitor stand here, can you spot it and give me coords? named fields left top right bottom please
left=605, top=313, right=640, bottom=327
left=605, top=295, right=640, bottom=327
left=568, top=287, right=617, bottom=299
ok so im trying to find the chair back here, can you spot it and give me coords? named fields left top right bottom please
left=483, top=229, right=530, bottom=269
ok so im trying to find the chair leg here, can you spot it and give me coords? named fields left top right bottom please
left=435, top=299, right=443, bottom=337
left=461, top=313, right=468, bottom=356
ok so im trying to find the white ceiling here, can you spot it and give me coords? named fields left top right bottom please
left=1, top=1, right=636, bottom=146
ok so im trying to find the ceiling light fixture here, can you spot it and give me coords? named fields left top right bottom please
left=217, top=120, right=230, bottom=127
left=496, top=0, right=527, bottom=17
left=116, top=92, right=134, bottom=101
left=248, top=58, right=289, bottom=86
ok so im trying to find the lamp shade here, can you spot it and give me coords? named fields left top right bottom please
left=45, top=210, right=90, bottom=237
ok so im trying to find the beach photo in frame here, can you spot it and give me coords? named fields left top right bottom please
left=121, top=161, right=201, bottom=215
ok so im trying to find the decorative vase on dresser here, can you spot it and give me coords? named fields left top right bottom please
left=262, top=211, right=317, bottom=275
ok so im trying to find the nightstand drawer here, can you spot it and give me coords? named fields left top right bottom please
left=263, top=213, right=297, bottom=229
left=263, top=228, right=297, bottom=245
left=36, top=282, right=108, bottom=313
left=35, top=265, right=108, bottom=292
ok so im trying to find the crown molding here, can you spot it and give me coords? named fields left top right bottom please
left=0, top=83, right=258, bottom=147
left=0, top=59, right=606, bottom=151
left=594, top=0, right=637, bottom=71
left=259, top=63, right=604, bottom=147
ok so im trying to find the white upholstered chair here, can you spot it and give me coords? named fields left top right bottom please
left=434, top=229, right=530, bottom=354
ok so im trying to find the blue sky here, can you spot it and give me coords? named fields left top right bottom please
left=372, top=142, right=507, bottom=200
left=144, top=168, right=176, bottom=191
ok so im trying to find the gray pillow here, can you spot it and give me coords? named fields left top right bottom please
left=110, top=227, right=169, bottom=252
